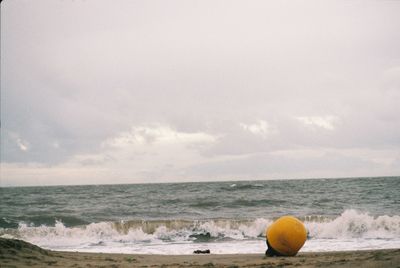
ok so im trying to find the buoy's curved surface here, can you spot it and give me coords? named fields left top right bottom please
left=266, top=216, right=307, bottom=256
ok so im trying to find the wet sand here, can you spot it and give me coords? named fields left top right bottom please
left=1, top=238, right=399, bottom=267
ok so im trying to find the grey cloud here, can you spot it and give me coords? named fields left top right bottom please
left=1, top=0, right=400, bottom=185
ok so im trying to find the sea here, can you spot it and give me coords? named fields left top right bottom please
left=1, top=177, right=399, bottom=255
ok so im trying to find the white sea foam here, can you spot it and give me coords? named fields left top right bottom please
left=306, top=209, right=400, bottom=239
left=1, top=210, right=399, bottom=254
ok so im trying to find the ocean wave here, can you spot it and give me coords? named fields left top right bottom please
left=307, top=209, right=400, bottom=239
left=1, top=210, right=399, bottom=250
left=189, top=201, right=221, bottom=208
left=227, top=199, right=285, bottom=208
left=0, top=218, right=271, bottom=248
left=0, top=215, right=89, bottom=229
left=189, top=198, right=285, bottom=209
left=226, top=183, right=264, bottom=191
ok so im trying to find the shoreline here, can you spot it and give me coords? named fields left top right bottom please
left=1, top=238, right=399, bottom=267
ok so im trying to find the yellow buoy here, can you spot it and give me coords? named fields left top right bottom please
left=265, top=216, right=307, bottom=256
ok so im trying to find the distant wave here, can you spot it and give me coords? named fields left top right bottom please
left=1, top=210, right=399, bottom=250
left=225, top=183, right=264, bottom=191
left=189, top=198, right=285, bottom=208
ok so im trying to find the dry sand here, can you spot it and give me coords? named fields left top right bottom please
left=1, top=238, right=399, bottom=267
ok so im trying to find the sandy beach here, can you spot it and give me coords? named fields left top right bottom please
left=1, top=238, right=399, bottom=268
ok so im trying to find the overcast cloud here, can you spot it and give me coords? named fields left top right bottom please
left=1, top=0, right=400, bottom=186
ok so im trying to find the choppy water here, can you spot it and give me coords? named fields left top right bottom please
left=1, top=177, right=399, bottom=254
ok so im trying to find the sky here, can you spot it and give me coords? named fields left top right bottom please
left=1, top=0, right=400, bottom=186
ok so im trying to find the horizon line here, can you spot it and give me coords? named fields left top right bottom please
left=1, top=175, right=398, bottom=188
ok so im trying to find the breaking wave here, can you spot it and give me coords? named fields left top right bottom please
left=307, top=209, right=400, bottom=239
left=1, top=210, right=399, bottom=250
left=1, top=218, right=271, bottom=248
